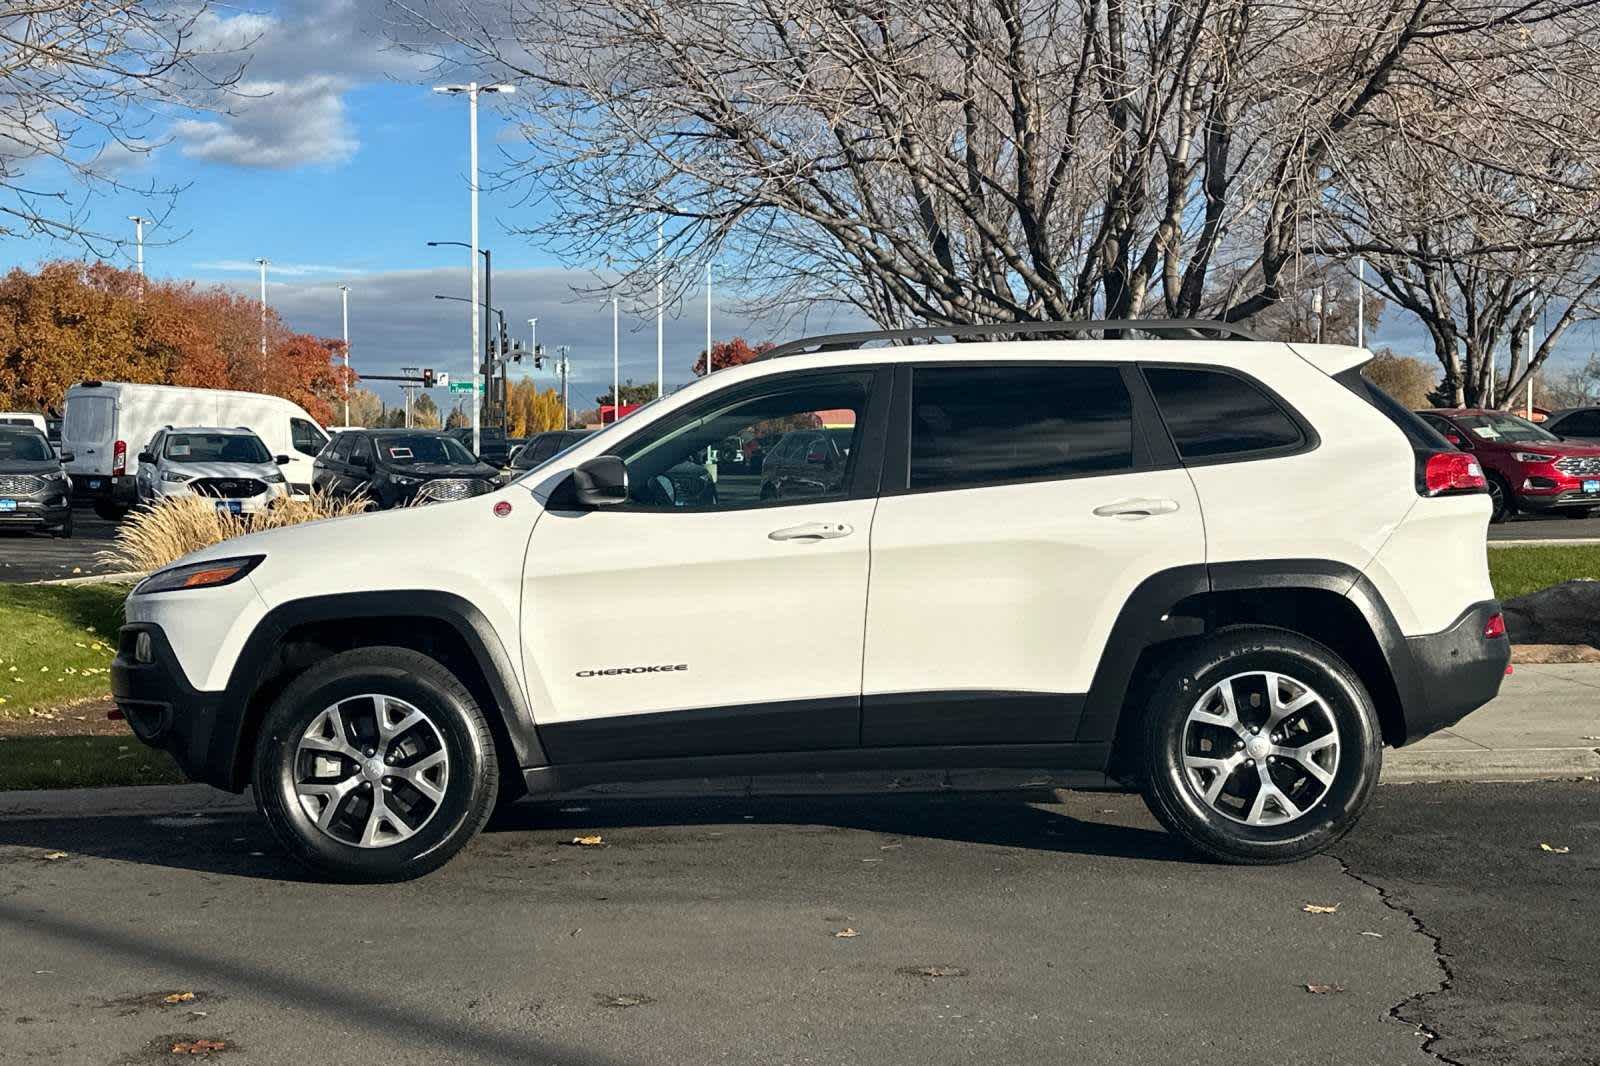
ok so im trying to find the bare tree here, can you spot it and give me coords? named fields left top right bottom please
left=0, top=1, right=247, bottom=254
left=389, top=0, right=1600, bottom=345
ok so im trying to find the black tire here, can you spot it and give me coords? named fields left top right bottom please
left=1138, top=626, right=1383, bottom=865
left=253, top=646, right=499, bottom=882
left=92, top=500, right=126, bottom=522
left=1486, top=474, right=1513, bottom=523
left=52, top=511, right=73, bottom=538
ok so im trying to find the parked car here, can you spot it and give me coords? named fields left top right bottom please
left=509, top=429, right=594, bottom=473
left=1542, top=406, right=1600, bottom=442
left=0, top=425, right=73, bottom=536
left=134, top=427, right=290, bottom=515
left=1416, top=407, right=1600, bottom=521
left=115, top=321, right=1508, bottom=881
left=759, top=429, right=850, bottom=499
left=313, top=429, right=501, bottom=509
left=0, top=411, right=47, bottom=433
left=62, top=382, right=328, bottom=519
left=446, top=425, right=512, bottom=468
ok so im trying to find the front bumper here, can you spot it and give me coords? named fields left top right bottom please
left=0, top=494, right=71, bottom=526
left=1393, top=599, right=1510, bottom=743
left=112, top=623, right=235, bottom=789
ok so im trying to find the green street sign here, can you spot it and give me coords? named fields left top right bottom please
left=449, top=381, right=476, bottom=393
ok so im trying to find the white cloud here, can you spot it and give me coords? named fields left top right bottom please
left=195, top=260, right=365, bottom=277
left=174, top=76, right=357, bottom=169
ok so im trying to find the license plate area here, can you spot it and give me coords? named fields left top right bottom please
left=0, top=499, right=15, bottom=512
left=215, top=500, right=243, bottom=515
left=1583, top=480, right=1599, bottom=494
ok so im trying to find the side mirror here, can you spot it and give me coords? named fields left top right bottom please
left=59, top=451, right=74, bottom=463
left=572, top=455, right=628, bottom=507
left=137, top=451, right=155, bottom=464
left=275, top=454, right=290, bottom=465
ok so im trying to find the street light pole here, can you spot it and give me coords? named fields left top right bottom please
left=556, top=345, right=571, bottom=428
left=254, top=257, right=269, bottom=357
left=612, top=296, right=620, bottom=424
left=338, top=285, right=351, bottom=426
left=127, top=216, right=146, bottom=277
left=433, top=81, right=515, bottom=456
left=656, top=220, right=664, bottom=399
left=705, top=262, right=712, bottom=375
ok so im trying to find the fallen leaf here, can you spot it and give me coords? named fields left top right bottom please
left=163, top=992, right=196, bottom=1004
left=42, top=851, right=67, bottom=861
left=1305, top=983, right=1345, bottom=995
left=898, top=965, right=968, bottom=979
left=1302, top=903, right=1340, bottom=914
left=834, top=928, right=859, bottom=938
left=169, top=1038, right=227, bottom=1055
left=569, top=835, right=604, bottom=847
left=1540, top=843, right=1571, bottom=854
left=595, top=993, right=653, bottom=1008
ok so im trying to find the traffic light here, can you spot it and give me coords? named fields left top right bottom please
left=421, top=368, right=435, bottom=388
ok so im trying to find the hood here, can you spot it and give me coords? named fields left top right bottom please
left=0, top=458, right=63, bottom=475
left=383, top=461, right=497, bottom=478
left=163, top=460, right=280, bottom=480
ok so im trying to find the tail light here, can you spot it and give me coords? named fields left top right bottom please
left=1420, top=451, right=1486, bottom=496
left=1484, top=612, right=1506, bottom=639
left=112, top=439, right=127, bottom=476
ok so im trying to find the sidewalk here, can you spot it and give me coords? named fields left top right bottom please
left=1383, top=662, right=1600, bottom=783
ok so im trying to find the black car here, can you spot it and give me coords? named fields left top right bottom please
left=446, top=425, right=512, bottom=467
left=509, top=429, right=594, bottom=473
left=313, top=429, right=501, bottom=509
left=1544, top=406, right=1600, bottom=442
left=759, top=428, right=850, bottom=500
left=0, top=426, right=73, bottom=536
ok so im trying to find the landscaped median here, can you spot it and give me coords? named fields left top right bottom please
left=0, top=582, right=182, bottom=790
left=1487, top=542, right=1600, bottom=601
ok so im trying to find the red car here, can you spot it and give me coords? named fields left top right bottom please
left=1416, top=408, right=1600, bottom=522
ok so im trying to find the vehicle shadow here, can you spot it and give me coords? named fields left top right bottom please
left=0, top=788, right=1192, bottom=882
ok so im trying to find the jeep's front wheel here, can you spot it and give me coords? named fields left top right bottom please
left=1139, top=627, right=1382, bottom=864
left=254, top=647, right=498, bottom=881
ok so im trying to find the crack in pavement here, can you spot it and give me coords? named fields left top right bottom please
left=1333, top=853, right=1466, bottom=1066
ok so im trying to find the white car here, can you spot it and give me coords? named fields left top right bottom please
left=134, top=427, right=290, bottom=515
left=112, top=320, right=1509, bottom=881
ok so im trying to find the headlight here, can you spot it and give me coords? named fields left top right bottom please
left=1513, top=452, right=1558, bottom=464
left=161, top=469, right=192, bottom=483
left=134, top=555, right=262, bottom=595
left=43, top=469, right=66, bottom=482
left=392, top=474, right=421, bottom=486
left=263, top=471, right=286, bottom=484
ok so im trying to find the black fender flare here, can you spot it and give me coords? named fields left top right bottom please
left=219, top=590, right=545, bottom=788
left=1075, top=559, right=1418, bottom=744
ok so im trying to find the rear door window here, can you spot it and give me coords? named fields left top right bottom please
left=64, top=395, right=114, bottom=442
left=1143, top=367, right=1305, bottom=460
left=908, top=365, right=1134, bottom=490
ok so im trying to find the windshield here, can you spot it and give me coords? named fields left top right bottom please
left=376, top=434, right=478, bottom=465
left=1453, top=413, right=1560, bottom=445
left=0, top=428, right=51, bottom=461
left=164, top=432, right=272, bottom=464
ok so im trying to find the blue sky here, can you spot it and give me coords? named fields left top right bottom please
left=0, top=0, right=1590, bottom=412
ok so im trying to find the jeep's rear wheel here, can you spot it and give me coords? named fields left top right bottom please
left=254, top=646, right=497, bottom=882
left=1139, top=627, right=1382, bottom=864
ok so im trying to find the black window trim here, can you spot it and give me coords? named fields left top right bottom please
left=881, top=360, right=1162, bottom=498
left=1139, top=361, right=1320, bottom=467
left=557, top=365, right=893, bottom=515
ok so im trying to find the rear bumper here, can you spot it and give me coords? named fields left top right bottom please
left=70, top=474, right=136, bottom=503
left=1392, top=600, right=1510, bottom=744
left=111, top=623, right=235, bottom=789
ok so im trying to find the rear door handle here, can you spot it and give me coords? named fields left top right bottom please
left=769, top=521, right=853, bottom=542
left=1092, top=497, right=1180, bottom=520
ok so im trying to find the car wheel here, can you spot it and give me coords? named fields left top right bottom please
left=253, top=646, right=499, bottom=882
left=92, top=501, right=126, bottom=522
left=53, top=512, right=73, bottom=538
left=1138, top=626, right=1382, bottom=865
left=1486, top=475, right=1512, bottom=523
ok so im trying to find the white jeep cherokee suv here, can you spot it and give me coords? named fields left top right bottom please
left=113, top=321, right=1509, bottom=881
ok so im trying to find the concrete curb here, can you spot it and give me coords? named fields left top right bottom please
left=1381, top=747, right=1600, bottom=784
left=29, top=570, right=145, bottom=587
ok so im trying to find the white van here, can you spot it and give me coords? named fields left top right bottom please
left=0, top=412, right=47, bottom=433
left=62, top=382, right=329, bottom=517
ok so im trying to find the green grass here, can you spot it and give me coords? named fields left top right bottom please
left=0, top=735, right=182, bottom=790
left=1487, top=544, right=1600, bottom=601
left=0, top=584, right=128, bottom=717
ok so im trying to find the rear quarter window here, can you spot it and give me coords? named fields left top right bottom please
left=1334, top=367, right=1453, bottom=451
left=1143, top=366, right=1306, bottom=460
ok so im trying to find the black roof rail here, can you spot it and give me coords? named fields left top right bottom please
left=759, top=318, right=1260, bottom=360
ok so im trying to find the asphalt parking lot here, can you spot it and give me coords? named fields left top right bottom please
left=0, top=509, right=122, bottom=583
left=0, top=779, right=1593, bottom=1066
left=1487, top=513, right=1600, bottom=541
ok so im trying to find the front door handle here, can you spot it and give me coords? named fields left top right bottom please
left=769, top=521, right=853, bottom=542
left=1092, top=497, right=1180, bottom=520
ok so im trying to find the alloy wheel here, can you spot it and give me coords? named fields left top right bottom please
left=1180, top=671, right=1340, bottom=827
left=292, top=694, right=450, bottom=848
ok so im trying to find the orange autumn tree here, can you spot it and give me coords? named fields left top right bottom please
left=692, top=337, right=774, bottom=376
left=0, top=260, right=354, bottom=424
